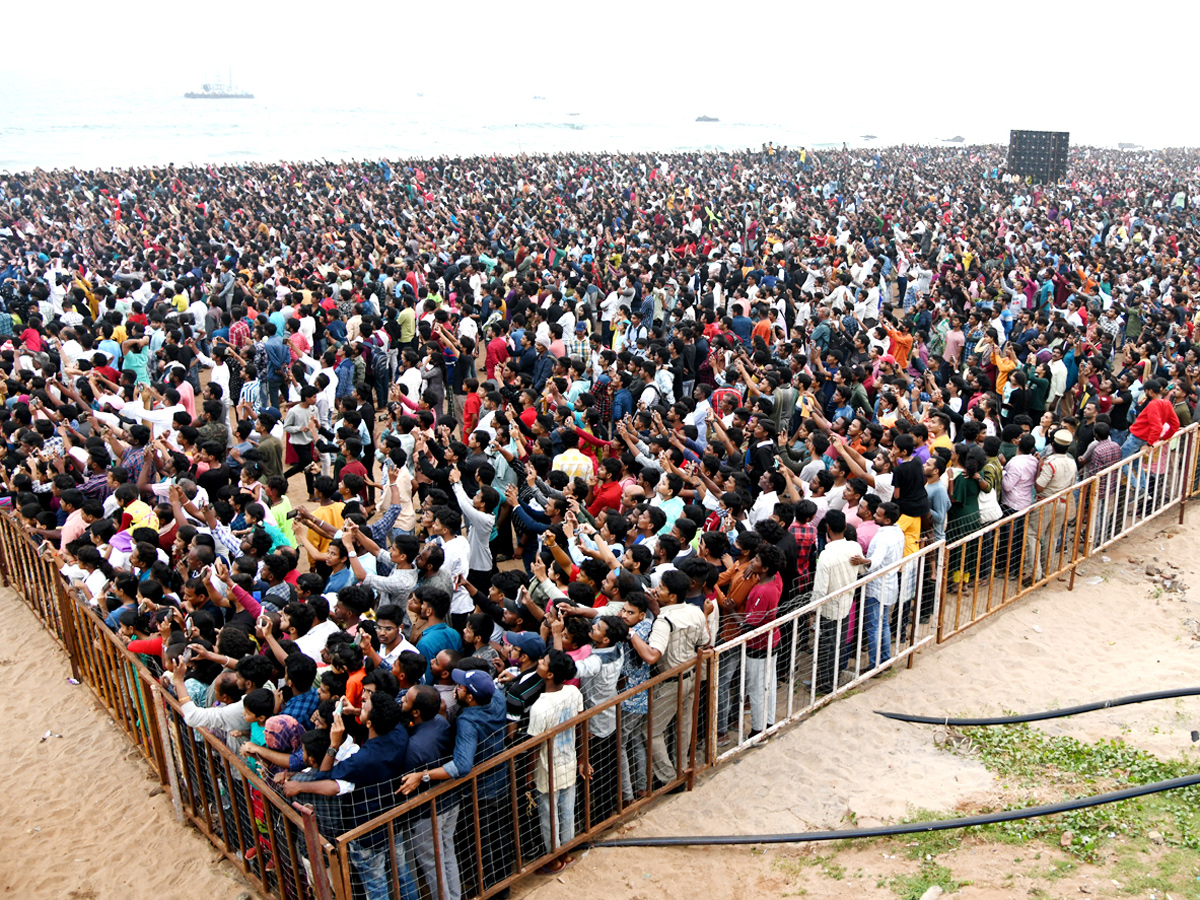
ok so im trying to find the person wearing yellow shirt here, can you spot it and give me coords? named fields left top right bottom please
left=927, top=412, right=954, bottom=454
left=293, top=476, right=345, bottom=564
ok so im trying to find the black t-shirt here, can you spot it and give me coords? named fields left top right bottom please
left=197, top=464, right=232, bottom=497
left=1110, top=390, right=1133, bottom=431
left=892, top=456, right=930, bottom=518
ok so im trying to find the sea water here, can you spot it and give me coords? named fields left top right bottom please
left=0, top=75, right=1189, bottom=174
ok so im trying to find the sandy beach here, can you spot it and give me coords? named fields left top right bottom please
left=0, top=592, right=249, bottom=900
left=5, top=506, right=1199, bottom=900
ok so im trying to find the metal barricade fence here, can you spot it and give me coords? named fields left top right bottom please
left=0, top=509, right=75, bottom=653
left=68, top=592, right=168, bottom=776
left=0, top=510, right=338, bottom=900
left=155, top=682, right=337, bottom=900
left=937, top=476, right=1091, bottom=642
left=6, top=426, right=1200, bottom=900
left=710, top=541, right=945, bottom=762
left=936, top=423, right=1200, bottom=642
left=321, top=655, right=706, bottom=900
left=1091, top=425, right=1197, bottom=553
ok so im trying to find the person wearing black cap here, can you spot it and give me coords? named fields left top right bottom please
left=500, top=629, right=546, bottom=739
left=398, top=668, right=511, bottom=899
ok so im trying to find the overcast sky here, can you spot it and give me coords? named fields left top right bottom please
left=2, top=0, right=1193, bottom=148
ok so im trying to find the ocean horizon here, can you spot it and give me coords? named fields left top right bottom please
left=1, top=75, right=1191, bottom=174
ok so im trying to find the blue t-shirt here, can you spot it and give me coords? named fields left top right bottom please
left=416, top=623, right=462, bottom=684
left=97, top=339, right=122, bottom=366
left=325, top=567, right=355, bottom=594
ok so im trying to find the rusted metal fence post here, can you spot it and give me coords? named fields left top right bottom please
left=151, top=682, right=183, bottom=820
left=294, top=803, right=335, bottom=900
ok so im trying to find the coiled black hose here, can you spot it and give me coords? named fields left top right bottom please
left=873, top=686, right=1200, bottom=726
left=594, top=774, right=1200, bottom=848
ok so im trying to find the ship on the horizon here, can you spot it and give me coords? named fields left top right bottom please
left=185, top=72, right=253, bottom=99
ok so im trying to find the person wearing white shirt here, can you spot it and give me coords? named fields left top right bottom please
left=458, top=314, right=478, bottom=345
left=398, top=357, right=424, bottom=405
left=691, top=393, right=711, bottom=447
left=811, top=509, right=864, bottom=693
left=849, top=502, right=906, bottom=668
left=59, top=331, right=84, bottom=373
left=119, top=395, right=186, bottom=440
left=1047, top=349, right=1069, bottom=410
left=432, top=518, right=472, bottom=621
left=295, top=617, right=341, bottom=664
left=747, top=471, right=782, bottom=528
left=187, top=299, right=209, bottom=335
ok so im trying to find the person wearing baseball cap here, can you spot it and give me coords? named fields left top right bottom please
left=502, top=630, right=546, bottom=731
left=398, top=666, right=511, bottom=896
left=504, top=630, right=546, bottom=659
left=1024, top=428, right=1079, bottom=587
left=450, top=667, right=496, bottom=702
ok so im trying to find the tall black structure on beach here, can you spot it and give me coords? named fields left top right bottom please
left=1007, top=130, right=1069, bottom=183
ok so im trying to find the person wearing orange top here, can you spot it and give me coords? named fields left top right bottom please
left=714, top=533, right=761, bottom=738
left=884, top=318, right=914, bottom=366
left=751, top=314, right=773, bottom=346
left=992, top=344, right=1018, bottom=395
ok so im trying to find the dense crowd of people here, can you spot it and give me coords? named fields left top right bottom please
left=1, top=140, right=1197, bottom=899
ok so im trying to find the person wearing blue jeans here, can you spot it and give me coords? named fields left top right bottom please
left=850, top=502, right=906, bottom=670
left=1120, top=432, right=1147, bottom=459
left=347, top=839, right=418, bottom=900
left=261, top=324, right=290, bottom=411
left=862, top=594, right=892, bottom=670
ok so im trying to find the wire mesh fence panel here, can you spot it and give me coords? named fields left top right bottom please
left=311, top=657, right=704, bottom=900
left=1092, top=426, right=1196, bottom=553
left=152, top=684, right=334, bottom=900
left=712, top=541, right=944, bottom=762
left=7, top=422, right=1200, bottom=900
left=63, top=593, right=165, bottom=775
left=937, top=476, right=1092, bottom=642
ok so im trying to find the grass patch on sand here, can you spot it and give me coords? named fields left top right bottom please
left=956, top=723, right=1200, bottom=865
left=889, top=861, right=968, bottom=899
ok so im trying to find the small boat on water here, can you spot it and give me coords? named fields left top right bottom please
left=1118, top=142, right=1142, bottom=150
left=185, top=72, right=253, bottom=99
left=695, top=115, right=718, bottom=123
left=942, top=135, right=965, bottom=143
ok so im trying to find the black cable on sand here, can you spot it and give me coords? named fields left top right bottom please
left=873, top=686, right=1200, bottom=727
left=593, top=774, right=1200, bottom=848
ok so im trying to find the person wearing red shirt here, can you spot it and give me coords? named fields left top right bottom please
left=484, top=324, right=510, bottom=381
left=587, top=458, right=625, bottom=516
left=1123, top=379, right=1180, bottom=458
left=742, top=545, right=785, bottom=736
left=462, top=380, right=483, bottom=435
left=339, top=440, right=370, bottom=503
left=93, top=358, right=121, bottom=384
left=20, top=322, right=43, bottom=353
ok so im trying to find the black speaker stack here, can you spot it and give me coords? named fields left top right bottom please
left=1007, top=130, right=1069, bottom=183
